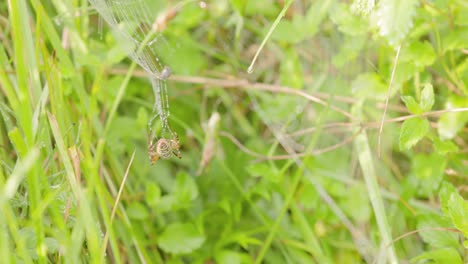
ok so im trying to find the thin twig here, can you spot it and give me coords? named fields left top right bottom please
left=289, top=108, right=468, bottom=137
left=108, top=68, right=408, bottom=113
left=378, top=45, right=402, bottom=157
left=219, top=129, right=361, bottom=161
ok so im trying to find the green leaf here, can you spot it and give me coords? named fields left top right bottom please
left=420, top=83, right=435, bottom=111
left=304, top=0, right=333, bottom=37
left=158, top=223, right=205, bottom=254
left=399, top=118, right=429, bottom=149
left=232, top=233, right=263, bottom=248
left=247, top=163, right=280, bottom=183
left=401, top=95, right=422, bottom=114
left=145, top=182, right=161, bottom=207
left=341, top=184, right=371, bottom=223
left=410, top=248, right=462, bottom=264
left=332, top=35, right=366, bottom=68
left=439, top=182, right=457, bottom=216
left=44, top=237, right=60, bottom=254
left=437, top=95, right=468, bottom=139
left=400, top=41, right=436, bottom=68
left=412, top=154, right=446, bottom=196
left=127, top=202, right=149, bottom=220
left=442, top=28, right=468, bottom=52
left=19, top=227, right=38, bottom=259
left=432, top=137, right=459, bottom=154
left=373, top=0, right=419, bottom=45
left=214, top=250, right=246, bottom=264
left=351, top=72, right=388, bottom=100
left=174, top=172, right=199, bottom=205
left=439, top=183, right=468, bottom=237
left=416, top=214, right=459, bottom=248
left=329, top=3, right=369, bottom=35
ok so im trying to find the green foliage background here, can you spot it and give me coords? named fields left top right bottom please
left=0, top=0, right=467, bottom=263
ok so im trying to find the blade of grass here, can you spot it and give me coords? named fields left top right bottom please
left=353, top=107, right=398, bottom=264
left=48, top=112, right=103, bottom=263
left=247, top=0, right=294, bottom=74
left=101, top=149, right=135, bottom=262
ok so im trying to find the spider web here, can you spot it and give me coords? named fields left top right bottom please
left=88, top=0, right=174, bottom=137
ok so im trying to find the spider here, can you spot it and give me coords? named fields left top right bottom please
left=148, top=134, right=182, bottom=165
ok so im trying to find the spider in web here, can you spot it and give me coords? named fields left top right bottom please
left=148, top=134, right=182, bottom=165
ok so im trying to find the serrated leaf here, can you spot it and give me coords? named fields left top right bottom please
left=329, top=3, right=369, bottom=35
left=401, top=41, right=436, bottom=68
left=410, top=248, right=462, bottom=264
left=374, top=0, right=419, bottom=45
left=399, top=118, right=429, bottom=149
left=351, top=0, right=376, bottom=15
left=420, top=83, right=434, bottom=111
left=158, top=223, right=205, bottom=254
left=416, top=214, right=459, bottom=248
left=439, top=183, right=468, bottom=237
left=439, top=182, right=457, bottom=216
left=447, top=195, right=468, bottom=237
left=401, top=96, right=422, bottom=114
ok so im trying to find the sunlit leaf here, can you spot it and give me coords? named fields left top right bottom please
left=401, top=95, right=422, bottom=114
left=439, top=182, right=468, bottom=237
left=417, top=214, right=459, bottom=248
left=158, top=223, right=205, bottom=254
left=412, top=153, right=446, bottom=197
left=438, top=95, right=468, bottom=139
left=410, top=248, right=462, bottom=264
left=127, top=202, right=149, bottom=220
left=373, top=0, right=419, bottom=45
left=419, top=83, right=434, bottom=111
left=399, top=118, right=429, bottom=149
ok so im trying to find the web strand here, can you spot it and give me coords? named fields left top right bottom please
left=88, top=0, right=175, bottom=140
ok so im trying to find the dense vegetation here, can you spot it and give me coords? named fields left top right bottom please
left=0, top=0, right=467, bottom=263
